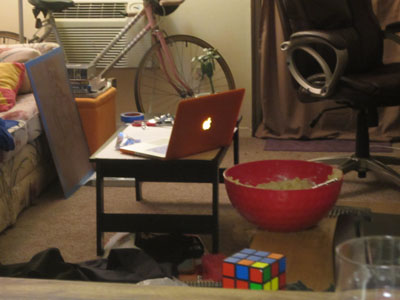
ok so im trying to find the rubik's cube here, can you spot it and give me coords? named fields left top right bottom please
left=222, top=248, right=286, bottom=290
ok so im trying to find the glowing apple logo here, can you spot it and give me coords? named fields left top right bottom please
left=202, top=117, right=212, bottom=131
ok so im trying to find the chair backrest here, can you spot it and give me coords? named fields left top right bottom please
left=276, top=0, right=384, bottom=74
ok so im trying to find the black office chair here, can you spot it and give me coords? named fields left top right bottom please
left=276, top=0, right=400, bottom=185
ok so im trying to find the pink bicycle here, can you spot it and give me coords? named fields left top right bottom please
left=26, top=0, right=236, bottom=115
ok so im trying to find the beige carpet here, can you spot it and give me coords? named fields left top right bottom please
left=1, top=136, right=400, bottom=265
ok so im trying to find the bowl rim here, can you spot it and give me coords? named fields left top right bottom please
left=223, top=159, right=342, bottom=191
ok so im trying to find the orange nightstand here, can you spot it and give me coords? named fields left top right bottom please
left=75, top=87, right=117, bottom=154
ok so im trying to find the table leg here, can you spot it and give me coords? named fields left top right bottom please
left=233, top=127, right=239, bottom=165
left=96, top=168, right=105, bottom=256
left=135, top=180, right=142, bottom=201
left=212, top=170, right=219, bottom=253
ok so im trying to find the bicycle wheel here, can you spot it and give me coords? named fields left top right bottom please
left=135, top=34, right=235, bottom=115
left=0, top=31, right=26, bottom=44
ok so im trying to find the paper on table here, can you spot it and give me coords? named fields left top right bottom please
left=119, top=125, right=173, bottom=158
left=122, top=124, right=172, bottom=141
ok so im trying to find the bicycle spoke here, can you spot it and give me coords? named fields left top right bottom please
left=135, top=35, right=235, bottom=115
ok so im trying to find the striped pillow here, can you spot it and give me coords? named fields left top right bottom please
left=0, top=62, right=25, bottom=112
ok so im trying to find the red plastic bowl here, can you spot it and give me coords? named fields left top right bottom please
left=223, top=160, right=343, bottom=232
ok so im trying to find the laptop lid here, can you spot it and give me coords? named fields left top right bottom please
left=166, top=88, right=244, bottom=159
left=120, top=88, right=244, bottom=160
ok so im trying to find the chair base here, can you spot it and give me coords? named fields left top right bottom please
left=309, top=155, right=400, bottom=186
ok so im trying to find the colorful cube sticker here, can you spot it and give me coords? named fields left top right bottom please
left=236, top=280, right=249, bottom=289
left=222, top=257, right=239, bottom=277
left=222, top=248, right=286, bottom=290
left=222, top=277, right=235, bottom=288
left=250, top=262, right=270, bottom=283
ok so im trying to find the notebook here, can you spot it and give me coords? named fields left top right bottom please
left=119, top=88, right=245, bottom=160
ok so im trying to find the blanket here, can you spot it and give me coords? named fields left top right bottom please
left=0, top=117, right=18, bottom=151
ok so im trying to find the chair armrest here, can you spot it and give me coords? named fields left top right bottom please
left=290, top=31, right=347, bottom=50
left=386, top=22, right=400, bottom=33
left=384, top=22, right=400, bottom=45
left=281, top=30, right=348, bottom=97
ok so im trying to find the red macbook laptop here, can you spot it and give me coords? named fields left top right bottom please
left=120, top=88, right=245, bottom=160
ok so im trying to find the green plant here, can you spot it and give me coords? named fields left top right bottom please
left=192, top=48, right=220, bottom=94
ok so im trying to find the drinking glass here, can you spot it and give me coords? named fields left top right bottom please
left=335, top=236, right=400, bottom=299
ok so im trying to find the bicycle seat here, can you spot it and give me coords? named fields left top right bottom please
left=159, top=0, right=184, bottom=6
left=151, top=0, right=182, bottom=16
left=28, top=0, right=75, bottom=12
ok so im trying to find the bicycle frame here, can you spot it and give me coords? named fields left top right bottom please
left=144, top=4, right=194, bottom=97
left=29, top=0, right=195, bottom=94
left=30, top=10, right=63, bottom=46
left=90, top=0, right=193, bottom=95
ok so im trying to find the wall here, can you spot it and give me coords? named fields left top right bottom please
left=0, top=0, right=252, bottom=134
left=162, top=0, right=252, bottom=134
left=0, top=1, right=35, bottom=39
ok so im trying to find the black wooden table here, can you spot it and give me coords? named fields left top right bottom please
left=90, top=128, right=231, bottom=256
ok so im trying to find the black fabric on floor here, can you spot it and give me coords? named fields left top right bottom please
left=0, top=248, right=176, bottom=283
left=285, top=281, right=335, bottom=292
left=135, top=233, right=204, bottom=265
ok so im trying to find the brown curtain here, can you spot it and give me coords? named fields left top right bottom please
left=255, top=0, right=400, bottom=142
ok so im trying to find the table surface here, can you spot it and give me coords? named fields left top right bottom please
left=0, top=277, right=334, bottom=300
left=90, top=125, right=223, bottom=162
